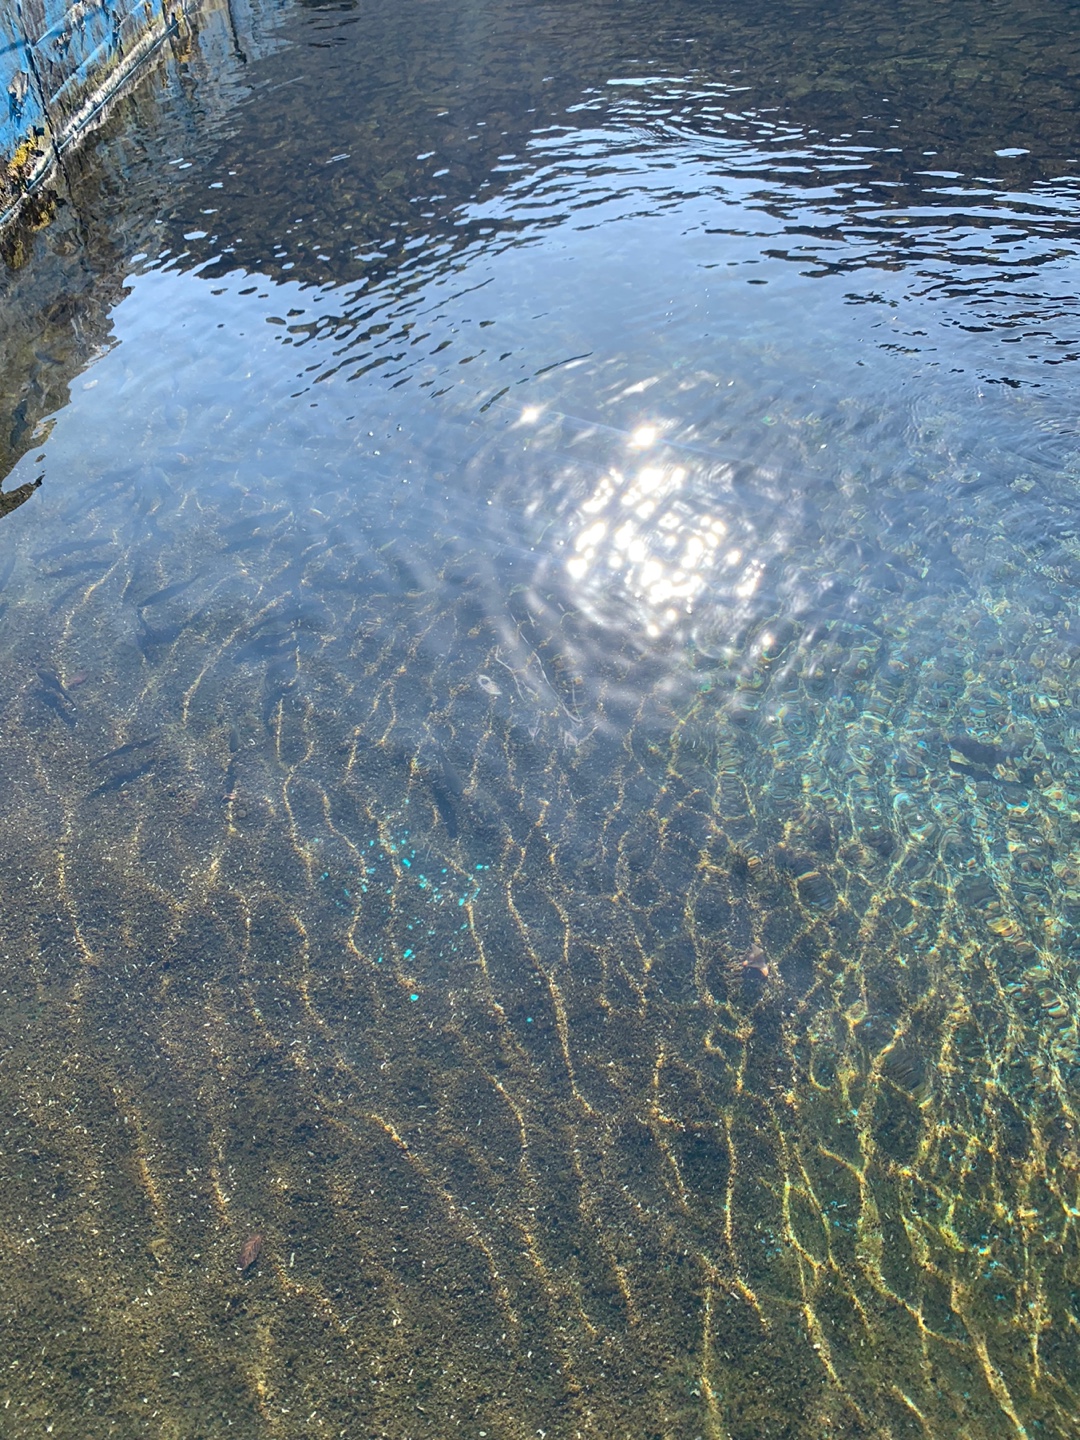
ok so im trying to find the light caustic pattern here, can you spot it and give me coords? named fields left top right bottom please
left=2, top=435, right=1080, bottom=1439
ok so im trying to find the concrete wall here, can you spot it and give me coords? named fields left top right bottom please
left=1, top=0, right=201, bottom=224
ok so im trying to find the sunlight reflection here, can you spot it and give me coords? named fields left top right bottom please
left=564, top=437, right=763, bottom=642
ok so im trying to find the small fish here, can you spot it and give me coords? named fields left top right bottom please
left=234, top=628, right=295, bottom=665
left=136, top=613, right=188, bottom=658
left=238, top=1234, right=264, bottom=1272
left=137, top=574, right=202, bottom=609
left=416, top=750, right=463, bottom=839
left=36, top=686, right=77, bottom=728
left=33, top=536, right=109, bottom=561
left=37, top=667, right=72, bottom=698
left=948, top=734, right=1005, bottom=770
left=224, top=527, right=279, bottom=555
left=91, top=735, right=159, bottom=766
left=220, top=512, right=272, bottom=541
left=222, top=756, right=239, bottom=804
left=87, top=759, right=155, bottom=798
left=43, top=558, right=109, bottom=578
left=261, top=678, right=295, bottom=734
left=949, top=759, right=992, bottom=782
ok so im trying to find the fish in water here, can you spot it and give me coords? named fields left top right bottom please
left=137, top=573, right=202, bottom=610
left=91, top=735, right=159, bottom=766
left=414, top=749, right=463, bottom=838
left=238, top=1234, right=264, bottom=1272
left=233, top=627, right=296, bottom=665
left=35, top=670, right=77, bottom=727
left=136, top=612, right=189, bottom=660
left=34, top=536, right=108, bottom=561
left=87, top=759, right=155, bottom=798
left=947, top=734, right=1006, bottom=770
left=37, top=685, right=77, bottom=728
left=37, top=668, right=72, bottom=700
left=43, top=558, right=110, bottom=579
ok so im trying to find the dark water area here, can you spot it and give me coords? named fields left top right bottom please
left=3, top=0, right=1080, bottom=1435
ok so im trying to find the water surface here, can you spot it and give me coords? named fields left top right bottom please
left=3, top=0, right=1080, bottom=1435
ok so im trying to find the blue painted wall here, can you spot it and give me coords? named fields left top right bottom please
left=2, top=0, right=189, bottom=218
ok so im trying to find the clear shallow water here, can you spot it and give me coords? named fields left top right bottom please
left=3, top=0, right=1080, bottom=1435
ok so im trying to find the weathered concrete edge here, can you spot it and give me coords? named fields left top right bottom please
left=1, top=0, right=203, bottom=234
